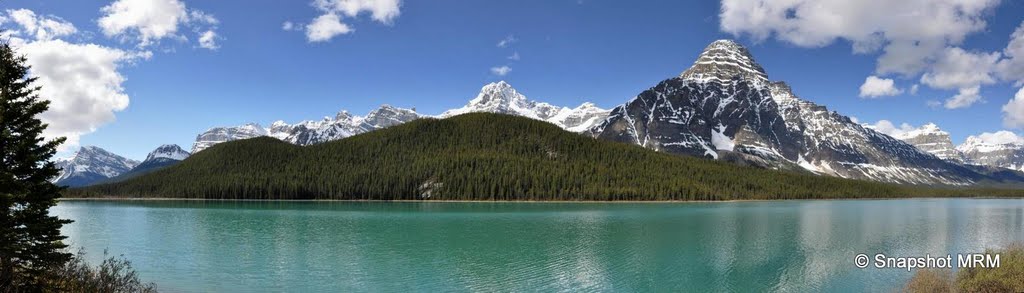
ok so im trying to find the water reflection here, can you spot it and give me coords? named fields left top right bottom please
left=53, top=199, right=1024, bottom=292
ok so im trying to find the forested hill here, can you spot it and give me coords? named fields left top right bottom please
left=68, top=113, right=1022, bottom=200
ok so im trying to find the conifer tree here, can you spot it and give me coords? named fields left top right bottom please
left=0, top=42, right=71, bottom=289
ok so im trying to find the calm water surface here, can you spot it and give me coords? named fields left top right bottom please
left=52, top=199, right=1024, bottom=292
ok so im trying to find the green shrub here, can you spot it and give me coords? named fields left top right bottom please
left=905, top=244, right=1024, bottom=293
left=956, top=244, right=1024, bottom=293
left=43, top=249, right=157, bottom=293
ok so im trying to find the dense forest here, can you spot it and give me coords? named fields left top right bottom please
left=68, top=113, right=1024, bottom=200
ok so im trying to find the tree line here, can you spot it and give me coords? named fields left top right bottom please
left=69, top=113, right=1024, bottom=201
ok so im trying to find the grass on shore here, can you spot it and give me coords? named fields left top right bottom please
left=905, top=244, right=1024, bottom=292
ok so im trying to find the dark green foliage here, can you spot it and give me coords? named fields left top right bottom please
left=72, top=113, right=1024, bottom=200
left=46, top=249, right=157, bottom=293
left=0, top=42, right=72, bottom=290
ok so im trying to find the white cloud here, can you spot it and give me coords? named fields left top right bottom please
left=497, top=35, right=517, bottom=48
left=490, top=66, right=512, bottom=76
left=920, top=47, right=1000, bottom=90
left=2, top=9, right=148, bottom=151
left=508, top=51, right=520, bottom=61
left=858, top=76, right=903, bottom=98
left=5, top=9, right=77, bottom=41
left=188, top=10, right=218, bottom=25
left=306, top=14, right=352, bottom=42
left=944, top=86, right=982, bottom=109
left=301, top=0, right=402, bottom=42
left=19, top=40, right=148, bottom=151
left=965, top=130, right=1024, bottom=145
left=910, top=84, right=920, bottom=95
left=198, top=30, right=218, bottom=49
left=98, top=0, right=219, bottom=48
left=719, top=0, right=998, bottom=76
left=915, top=47, right=1000, bottom=109
left=718, top=0, right=1024, bottom=110
left=1001, top=87, right=1024, bottom=128
left=997, top=21, right=1024, bottom=86
left=864, top=120, right=917, bottom=138
left=313, top=0, right=401, bottom=23
left=282, top=21, right=296, bottom=31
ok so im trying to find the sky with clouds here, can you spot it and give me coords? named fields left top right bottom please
left=1, top=0, right=1023, bottom=160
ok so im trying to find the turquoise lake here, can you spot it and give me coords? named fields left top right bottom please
left=52, top=199, right=1024, bottom=292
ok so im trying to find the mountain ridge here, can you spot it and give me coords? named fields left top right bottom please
left=191, top=82, right=610, bottom=152
left=72, top=113, right=1024, bottom=200
left=591, top=39, right=1002, bottom=186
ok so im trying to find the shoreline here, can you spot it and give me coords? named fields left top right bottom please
left=57, top=196, right=1011, bottom=204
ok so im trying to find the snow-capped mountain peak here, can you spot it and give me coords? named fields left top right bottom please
left=443, top=81, right=561, bottom=120
left=145, top=144, right=190, bottom=161
left=192, top=104, right=423, bottom=152
left=593, top=39, right=978, bottom=185
left=956, top=131, right=1024, bottom=171
left=680, top=39, right=769, bottom=85
left=440, top=81, right=610, bottom=132
left=891, top=123, right=946, bottom=140
left=53, top=146, right=139, bottom=187
left=875, top=123, right=965, bottom=163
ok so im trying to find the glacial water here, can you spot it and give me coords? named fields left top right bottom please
left=53, top=198, right=1024, bottom=292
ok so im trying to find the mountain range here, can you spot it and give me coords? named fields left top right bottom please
left=56, top=39, right=1024, bottom=189
left=191, top=81, right=610, bottom=153
left=54, top=144, right=189, bottom=187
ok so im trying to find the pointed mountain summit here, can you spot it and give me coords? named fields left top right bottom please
left=591, top=39, right=997, bottom=185
left=146, top=144, right=190, bottom=161
left=442, top=81, right=610, bottom=132
left=680, top=39, right=768, bottom=84
left=442, top=81, right=563, bottom=120
left=876, top=123, right=966, bottom=163
left=53, top=146, right=139, bottom=187
left=957, top=134, right=1024, bottom=171
left=100, top=144, right=192, bottom=183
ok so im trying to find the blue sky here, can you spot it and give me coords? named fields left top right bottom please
left=2, top=0, right=1024, bottom=160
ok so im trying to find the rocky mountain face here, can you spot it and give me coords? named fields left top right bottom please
left=192, top=83, right=609, bottom=152
left=191, top=105, right=422, bottom=153
left=102, top=144, right=191, bottom=183
left=146, top=144, right=190, bottom=162
left=957, top=136, right=1024, bottom=171
left=192, top=123, right=268, bottom=153
left=441, top=81, right=610, bottom=132
left=879, top=123, right=967, bottom=163
left=53, top=146, right=139, bottom=187
left=590, top=39, right=982, bottom=185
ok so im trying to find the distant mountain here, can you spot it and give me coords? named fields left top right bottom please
left=958, top=135, right=1024, bottom=171
left=73, top=113, right=1013, bottom=200
left=872, top=123, right=966, bottom=163
left=191, top=83, right=609, bottom=152
left=192, top=123, right=267, bottom=154
left=102, top=145, right=191, bottom=183
left=191, top=105, right=422, bottom=153
left=146, top=144, right=191, bottom=161
left=590, top=39, right=994, bottom=186
left=53, top=146, right=138, bottom=187
left=441, top=81, right=610, bottom=132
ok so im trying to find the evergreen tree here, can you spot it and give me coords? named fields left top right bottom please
left=0, top=42, right=71, bottom=289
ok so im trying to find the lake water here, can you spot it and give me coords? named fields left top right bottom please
left=53, top=199, right=1024, bottom=292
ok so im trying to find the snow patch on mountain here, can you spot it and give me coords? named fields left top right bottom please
left=441, top=81, right=611, bottom=132
left=146, top=144, right=190, bottom=161
left=866, top=122, right=966, bottom=163
left=957, top=131, right=1024, bottom=171
left=53, top=146, right=139, bottom=186
left=192, top=105, right=421, bottom=153
left=592, top=39, right=976, bottom=185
